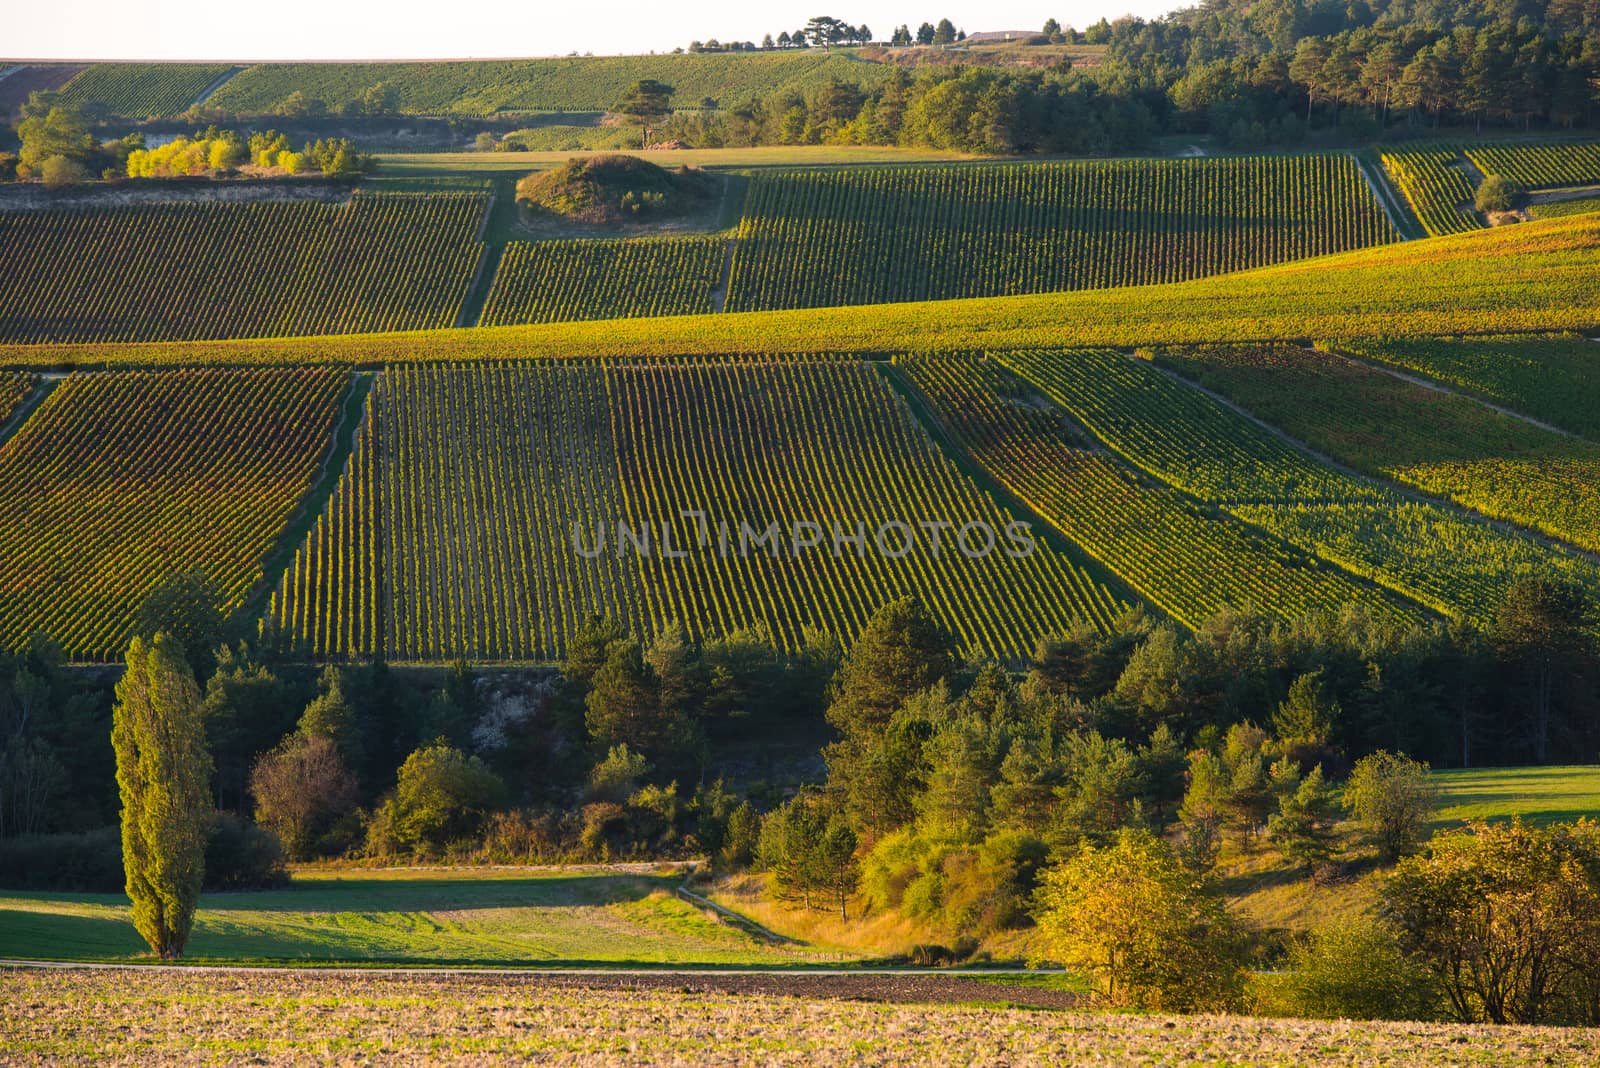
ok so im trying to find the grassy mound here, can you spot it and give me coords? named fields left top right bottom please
left=514, top=155, right=715, bottom=226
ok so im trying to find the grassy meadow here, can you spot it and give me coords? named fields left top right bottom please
left=0, top=867, right=850, bottom=967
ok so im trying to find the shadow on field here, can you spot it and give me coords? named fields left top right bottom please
left=196, top=873, right=679, bottom=914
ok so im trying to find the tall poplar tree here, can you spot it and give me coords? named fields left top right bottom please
left=113, top=633, right=212, bottom=959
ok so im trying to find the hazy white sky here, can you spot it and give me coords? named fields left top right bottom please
left=7, top=1, right=1181, bottom=61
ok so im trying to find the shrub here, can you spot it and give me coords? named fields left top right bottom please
left=1344, top=751, right=1437, bottom=861
left=1474, top=175, right=1518, bottom=214
left=40, top=154, right=90, bottom=188
left=204, top=812, right=290, bottom=891
left=1033, top=828, right=1246, bottom=1011
left=368, top=743, right=506, bottom=857
left=0, top=819, right=287, bottom=893
left=1382, top=819, right=1600, bottom=1025
left=0, top=827, right=124, bottom=892
left=1256, top=918, right=1442, bottom=1020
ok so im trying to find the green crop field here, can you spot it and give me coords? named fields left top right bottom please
left=1465, top=142, right=1600, bottom=190
left=0, top=368, right=348, bottom=659
left=997, top=348, right=1600, bottom=628
left=207, top=53, right=892, bottom=117
left=899, top=356, right=1414, bottom=630
left=726, top=154, right=1397, bottom=311
left=8, top=208, right=1593, bottom=370
left=1531, top=195, right=1600, bottom=218
left=1334, top=334, right=1600, bottom=440
left=0, top=867, right=835, bottom=965
left=481, top=237, right=727, bottom=325
left=1153, top=344, right=1600, bottom=554
left=55, top=62, right=234, bottom=117
left=1379, top=147, right=1480, bottom=236
left=270, top=360, right=1125, bottom=662
left=0, top=192, right=488, bottom=343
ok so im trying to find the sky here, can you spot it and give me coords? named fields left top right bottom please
left=7, top=1, right=1182, bottom=61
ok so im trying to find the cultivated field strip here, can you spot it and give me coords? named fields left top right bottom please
left=1153, top=344, right=1600, bottom=555
left=480, top=237, right=725, bottom=325
left=999, top=349, right=1600, bottom=627
left=56, top=63, right=235, bottom=117
left=1378, top=147, right=1480, bottom=235
left=725, top=154, right=1397, bottom=311
left=0, top=368, right=349, bottom=659
left=272, top=360, right=1127, bottom=661
left=206, top=53, right=892, bottom=116
left=1332, top=334, right=1600, bottom=440
left=899, top=356, right=1415, bottom=629
left=0, top=192, right=487, bottom=343
left=1465, top=142, right=1600, bottom=189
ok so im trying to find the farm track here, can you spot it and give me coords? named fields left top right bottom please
left=1353, top=151, right=1416, bottom=239
left=0, top=378, right=57, bottom=447
left=1319, top=345, right=1581, bottom=440
left=190, top=66, right=241, bottom=107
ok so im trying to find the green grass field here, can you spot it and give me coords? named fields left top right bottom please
left=1430, top=766, right=1600, bottom=830
left=0, top=868, right=851, bottom=966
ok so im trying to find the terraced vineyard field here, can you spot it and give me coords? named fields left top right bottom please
left=1378, top=147, right=1480, bottom=236
left=208, top=53, right=890, bottom=116
left=0, top=192, right=487, bottom=343
left=725, top=154, right=1397, bottom=311
left=5, top=211, right=1596, bottom=369
left=997, top=348, right=1600, bottom=627
left=1465, top=142, right=1600, bottom=189
left=56, top=62, right=234, bottom=117
left=1333, top=334, right=1600, bottom=439
left=899, top=356, right=1415, bottom=629
left=272, top=360, right=1126, bottom=662
left=0, top=368, right=348, bottom=659
left=481, top=237, right=726, bottom=325
left=1153, top=344, right=1600, bottom=554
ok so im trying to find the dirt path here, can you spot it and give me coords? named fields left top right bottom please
left=190, top=66, right=241, bottom=108
left=1352, top=152, right=1416, bottom=240
left=1320, top=344, right=1579, bottom=439
left=709, top=239, right=736, bottom=313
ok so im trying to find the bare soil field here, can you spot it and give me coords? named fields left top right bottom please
left=5, top=967, right=1597, bottom=1066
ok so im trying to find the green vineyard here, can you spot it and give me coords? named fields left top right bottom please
left=725, top=155, right=1398, bottom=311
left=271, top=359, right=1126, bottom=662
left=208, top=53, right=889, bottom=116
left=1334, top=334, right=1600, bottom=440
left=898, top=356, right=1415, bottom=630
left=0, top=192, right=488, bottom=343
left=1153, top=344, right=1600, bottom=555
left=56, top=63, right=235, bottom=117
left=997, top=348, right=1600, bottom=627
left=0, top=368, right=348, bottom=659
left=480, top=237, right=727, bottom=326
left=1378, top=147, right=1480, bottom=236
left=0, top=372, right=36, bottom=424
left=1465, top=143, right=1600, bottom=190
